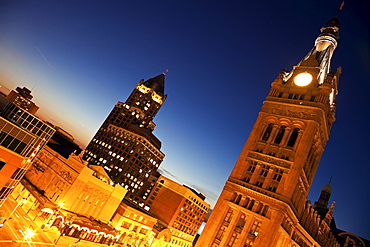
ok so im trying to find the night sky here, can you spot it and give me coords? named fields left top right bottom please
left=1, top=0, right=369, bottom=239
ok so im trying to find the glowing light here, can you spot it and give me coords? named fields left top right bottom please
left=151, top=92, right=163, bottom=104
left=294, top=72, right=313, bottom=86
left=23, top=228, right=35, bottom=238
left=137, top=84, right=150, bottom=93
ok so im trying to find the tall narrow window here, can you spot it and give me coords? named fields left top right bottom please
left=274, top=126, right=286, bottom=144
left=224, top=208, right=234, bottom=223
left=247, top=160, right=257, bottom=173
left=235, top=194, right=242, bottom=205
left=287, top=128, right=299, bottom=147
left=227, top=233, right=238, bottom=247
left=236, top=214, right=246, bottom=229
left=259, top=165, right=270, bottom=177
left=262, top=123, right=273, bottom=141
left=248, top=220, right=262, bottom=240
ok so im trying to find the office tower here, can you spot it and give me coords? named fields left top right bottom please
left=147, top=175, right=210, bottom=247
left=84, top=74, right=167, bottom=208
left=5, top=86, right=39, bottom=114
left=0, top=94, right=55, bottom=206
left=196, top=17, right=343, bottom=247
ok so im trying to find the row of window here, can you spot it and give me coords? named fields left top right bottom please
left=243, top=160, right=284, bottom=193
left=270, top=89, right=319, bottom=103
left=2, top=103, right=54, bottom=140
left=0, top=131, right=28, bottom=154
left=262, top=123, right=299, bottom=147
left=213, top=208, right=262, bottom=247
left=230, top=192, right=269, bottom=217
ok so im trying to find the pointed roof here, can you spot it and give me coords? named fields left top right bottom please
left=322, top=182, right=332, bottom=194
left=143, top=74, right=166, bottom=96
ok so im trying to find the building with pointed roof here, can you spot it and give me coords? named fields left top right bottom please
left=5, top=86, right=39, bottom=114
left=83, top=74, right=167, bottom=209
left=195, top=15, right=346, bottom=247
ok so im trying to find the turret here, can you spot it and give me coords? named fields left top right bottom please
left=315, top=182, right=332, bottom=208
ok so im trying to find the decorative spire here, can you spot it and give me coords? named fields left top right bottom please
left=142, top=74, right=166, bottom=96
left=289, top=16, right=340, bottom=86
left=335, top=0, right=345, bottom=17
left=315, top=182, right=332, bottom=208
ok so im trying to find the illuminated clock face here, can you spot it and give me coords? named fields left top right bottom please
left=294, top=72, right=313, bottom=86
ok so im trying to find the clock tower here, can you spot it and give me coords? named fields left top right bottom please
left=196, top=17, right=342, bottom=247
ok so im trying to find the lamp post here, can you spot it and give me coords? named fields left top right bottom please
left=18, top=227, right=35, bottom=246
left=54, top=223, right=67, bottom=244
left=55, top=214, right=74, bottom=244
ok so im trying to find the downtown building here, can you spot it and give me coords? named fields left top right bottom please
left=147, top=175, right=210, bottom=247
left=195, top=16, right=354, bottom=247
left=83, top=74, right=167, bottom=209
left=0, top=87, right=55, bottom=207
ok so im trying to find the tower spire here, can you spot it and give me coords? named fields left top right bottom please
left=293, top=16, right=340, bottom=85
left=335, top=0, right=345, bottom=17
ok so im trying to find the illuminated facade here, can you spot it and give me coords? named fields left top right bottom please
left=111, top=200, right=157, bottom=246
left=21, top=145, right=127, bottom=245
left=83, top=74, right=167, bottom=208
left=25, top=146, right=126, bottom=221
left=0, top=99, right=55, bottom=206
left=148, top=175, right=210, bottom=247
left=5, top=86, right=39, bottom=114
left=196, top=18, right=344, bottom=247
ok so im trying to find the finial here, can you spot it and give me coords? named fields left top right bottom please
left=329, top=175, right=333, bottom=184
left=335, top=0, right=344, bottom=17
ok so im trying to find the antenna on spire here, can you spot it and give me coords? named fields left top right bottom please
left=336, top=0, right=344, bottom=17
left=163, top=69, right=169, bottom=75
left=329, top=175, right=333, bottom=184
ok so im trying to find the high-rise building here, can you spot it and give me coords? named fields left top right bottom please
left=0, top=92, right=55, bottom=206
left=83, top=74, right=167, bottom=208
left=5, top=86, right=39, bottom=114
left=196, top=17, right=343, bottom=247
left=147, top=175, right=210, bottom=247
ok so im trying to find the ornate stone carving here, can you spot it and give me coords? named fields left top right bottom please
left=262, top=104, right=323, bottom=124
left=247, top=152, right=291, bottom=169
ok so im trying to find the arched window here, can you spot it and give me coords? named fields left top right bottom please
left=274, top=126, right=286, bottom=144
left=287, top=128, right=299, bottom=147
left=262, top=123, right=273, bottom=141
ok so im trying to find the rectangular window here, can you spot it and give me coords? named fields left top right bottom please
left=0, top=160, right=6, bottom=170
left=248, top=220, right=261, bottom=240
left=2, top=135, right=14, bottom=147
left=139, top=228, right=148, bottom=234
left=227, top=233, right=238, bottom=246
left=0, top=132, right=7, bottom=142
left=8, top=138, right=20, bottom=151
left=236, top=214, right=246, bottom=229
left=121, top=222, right=131, bottom=229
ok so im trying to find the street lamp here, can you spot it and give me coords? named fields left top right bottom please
left=18, top=227, right=35, bottom=246
left=46, top=201, right=65, bottom=228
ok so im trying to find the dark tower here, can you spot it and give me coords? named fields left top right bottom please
left=196, top=17, right=343, bottom=247
left=315, top=182, right=332, bottom=209
left=83, top=74, right=167, bottom=208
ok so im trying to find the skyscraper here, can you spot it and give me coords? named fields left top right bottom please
left=83, top=74, right=167, bottom=208
left=196, top=17, right=343, bottom=247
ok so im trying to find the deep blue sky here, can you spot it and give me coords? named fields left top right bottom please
left=1, top=0, right=369, bottom=239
